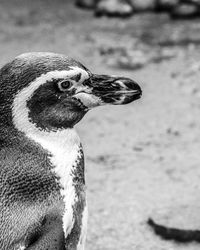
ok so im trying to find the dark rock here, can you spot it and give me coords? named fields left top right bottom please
left=75, top=0, right=97, bottom=9
left=156, top=0, right=179, bottom=12
left=95, top=0, right=133, bottom=17
left=130, top=0, right=157, bottom=11
left=170, top=3, right=200, bottom=19
left=181, top=0, right=200, bottom=7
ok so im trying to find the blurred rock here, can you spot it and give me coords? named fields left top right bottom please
left=177, top=61, right=200, bottom=99
left=170, top=3, right=200, bottom=19
left=130, top=0, right=157, bottom=11
left=114, top=50, right=148, bottom=70
left=182, top=0, right=200, bottom=6
left=75, top=0, right=200, bottom=20
left=166, top=128, right=180, bottom=136
left=186, top=62, right=200, bottom=76
left=99, top=42, right=177, bottom=70
left=76, top=0, right=97, bottom=9
left=156, top=0, right=179, bottom=12
left=95, top=0, right=133, bottom=17
left=151, top=48, right=177, bottom=63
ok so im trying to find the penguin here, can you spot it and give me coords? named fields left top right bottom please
left=0, top=52, right=142, bottom=250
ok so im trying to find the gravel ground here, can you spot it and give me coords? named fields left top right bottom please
left=1, top=1, right=200, bottom=249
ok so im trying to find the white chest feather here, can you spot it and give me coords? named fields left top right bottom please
left=27, top=129, right=82, bottom=237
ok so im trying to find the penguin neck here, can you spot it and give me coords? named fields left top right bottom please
left=27, top=128, right=82, bottom=173
left=27, top=128, right=81, bottom=156
left=28, top=128, right=86, bottom=238
left=31, top=128, right=84, bottom=181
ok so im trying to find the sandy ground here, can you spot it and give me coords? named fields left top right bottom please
left=1, top=1, right=200, bottom=249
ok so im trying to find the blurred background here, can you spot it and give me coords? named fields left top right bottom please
left=2, top=0, right=200, bottom=249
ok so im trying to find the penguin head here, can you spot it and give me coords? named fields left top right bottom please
left=0, top=52, right=142, bottom=132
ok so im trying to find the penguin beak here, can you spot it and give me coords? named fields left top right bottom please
left=90, top=74, right=142, bottom=104
left=73, top=74, right=142, bottom=109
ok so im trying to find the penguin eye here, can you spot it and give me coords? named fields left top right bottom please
left=57, top=80, right=72, bottom=92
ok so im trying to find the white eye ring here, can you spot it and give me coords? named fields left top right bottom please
left=57, top=80, right=72, bottom=91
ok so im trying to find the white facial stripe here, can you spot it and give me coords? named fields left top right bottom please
left=12, top=67, right=89, bottom=135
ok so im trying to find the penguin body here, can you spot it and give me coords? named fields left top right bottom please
left=0, top=132, right=65, bottom=250
left=0, top=52, right=142, bottom=249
